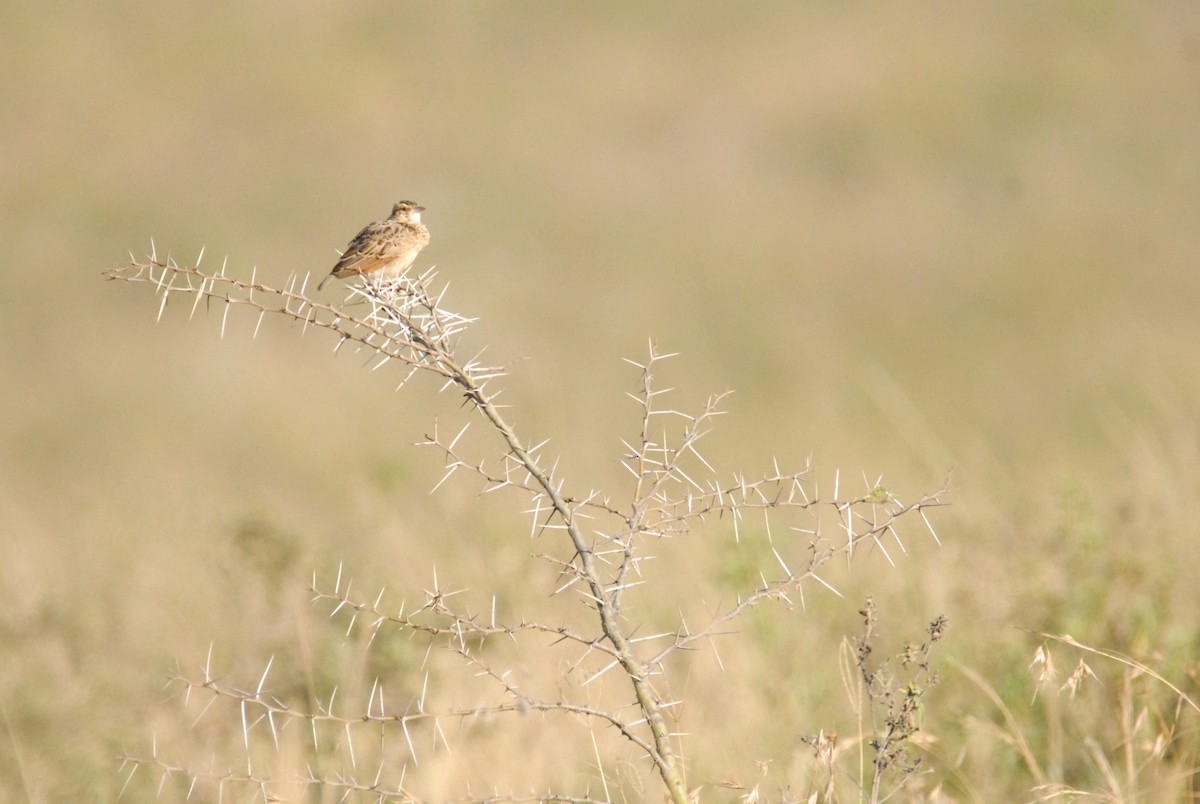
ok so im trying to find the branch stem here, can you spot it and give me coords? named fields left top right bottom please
left=446, top=354, right=690, bottom=804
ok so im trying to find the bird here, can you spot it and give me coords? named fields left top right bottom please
left=318, top=200, right=430, bottom=291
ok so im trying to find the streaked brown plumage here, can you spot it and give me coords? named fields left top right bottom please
left=318, top=200, right=430, bottom=290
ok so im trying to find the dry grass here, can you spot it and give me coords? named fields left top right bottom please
left=3, top=3, right=1200, bottom=801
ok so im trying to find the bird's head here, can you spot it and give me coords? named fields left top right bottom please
left=390, top=200, right=425, bottom=222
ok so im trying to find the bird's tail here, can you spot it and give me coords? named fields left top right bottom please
left=317, top=273, right=332, bottom=291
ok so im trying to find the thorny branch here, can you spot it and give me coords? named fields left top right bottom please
left=107, top=252, right=946, bottom=803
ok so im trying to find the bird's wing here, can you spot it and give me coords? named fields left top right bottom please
left=331, top=221, right=399, bottom=276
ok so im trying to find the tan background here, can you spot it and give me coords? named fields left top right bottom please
left=3, top=3, right=1199, bottom=800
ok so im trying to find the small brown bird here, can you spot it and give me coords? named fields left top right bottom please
left=318, top=200, right=430, bottom=290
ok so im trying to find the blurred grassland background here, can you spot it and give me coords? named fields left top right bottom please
left=3, top=1, right=1200, bottom=800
